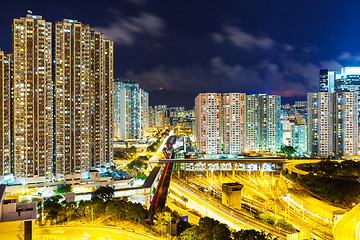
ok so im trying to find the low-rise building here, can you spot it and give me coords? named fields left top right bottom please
left=222, top=183, right=243, bottom=209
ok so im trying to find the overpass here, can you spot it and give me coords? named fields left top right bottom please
left=155, top=158, right=289, bottom=178
left=71, top=157, right=319, bottom=205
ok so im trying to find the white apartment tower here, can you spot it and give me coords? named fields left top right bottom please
left=333, top=92, right=358, bottom=156
left=113, top=80, right=148, bottom=140
left=246, top=95, right=259, bottom=151
left=12, top=14, right=53, bottom=180
left=259, top=95, right=282, bottom=152
left=307, top=92, right=334, bottom=156
left=195, top=93, right=223, bottom=154
left=195, top=93, right=247, bottom=154
left=223, top=93, right=246, bottom=154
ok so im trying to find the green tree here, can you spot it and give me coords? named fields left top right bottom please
left=44, top=195, right=63, bottom=221
left=233, top=229, right=277, bottom=240
left=180, top=217, right=231, bottom=240
left=91, top=186, right=114, bottom=201
left=55, top=184, right=72, bottom=194
left=154, top=211, right=172, bottom=236
left=180, top=225, right=199, bottom=240
left=281, top=146, right=296, bottom=157
left=212, top=223, right=232, bottom=240
left=127, top=158, right=148, bottom=179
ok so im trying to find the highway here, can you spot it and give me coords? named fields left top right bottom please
left=333, top=202, right=360, bottom=240
left=169, top=178, right=288, bottom=239
left=34, top=226, right=158, bottom=240
left=188, top=171, right=335, bottom=240
left=148, top=130, right=173, bottom=163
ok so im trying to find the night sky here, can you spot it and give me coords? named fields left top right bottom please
left=2, top=0, right=360, bottom=108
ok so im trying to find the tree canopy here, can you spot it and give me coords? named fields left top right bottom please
left=91, top=186, right=114, bottom=201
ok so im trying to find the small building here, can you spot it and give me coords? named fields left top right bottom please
left=0, top=184, right=41, bottom=240
left=222, top=183, right=243, bottom=209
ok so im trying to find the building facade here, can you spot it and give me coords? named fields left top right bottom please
left=113, top=80, right=148, bottom=140
left=291, top=124, right=307, bottom=154
left=0, top=51, right=11, bottom=178
left=246, top=95, right=259, bottom=151
left=307, top=92, right=358, bottom=156
left=259, top=95, right=282, bottom=152
left=223, top=93, right=246, bottom=154
left=195, top=93, right=223, bottom=154
left=53, top=19, right=113, bottom=179
left=319, top=69, right=336, bottom=93
left=53, top=19, right=91, bottom=178
left=333, top=92, right=358, bottom=156
left=12, top=14, right=53, bottom=180
left=195, top=93, right=247, bottom=154
left=307, top=92, right=333, bottom=156
left=1, top=14, right=114, bottom=183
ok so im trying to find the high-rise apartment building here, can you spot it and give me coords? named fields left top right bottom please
left=195, top=93, right=223, bottom=154
left=319, top=69, right=336, bottom=93
left=246, top=94, right=282, bottom=152
left=0, top=51, right=11, bottom=177
left=53, top=19, right=113, bottom=179
left=155, top=105, right=167, bottom=128
left=223, top=93, right=246, bottom=154
left=113, top=80, right=148, bottom=140
left=141, top=90, right=149, bottom=131
left=259, top=95, right=282, bottom=152
left=1, top=14, right=114, bottom=182
left=333, top=92, right=358, bottom=156
left=320, top=67, right=360, bottom=123
left=102, top=39, right=114, bottom=167
left=246, top=95, right=259, bottom=151
left=53, top=19, right=91, bottom=178
left=307, top=92, right=333, bottom=156
left=307, top=92, right=358, bottom=156
left=113, top=79, right=122, bottom=139
left=195, top=93, right=247, bottom=154
left=291, top=114, right=307, bottom=154
left=12, top=14, right=53, bottom=180
left=90, top=30, right=114, bottom=169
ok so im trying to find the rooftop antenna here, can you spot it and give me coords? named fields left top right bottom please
left=27, top=10, right=33, bottom=15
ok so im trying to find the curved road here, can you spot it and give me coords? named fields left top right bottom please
left=34, top=226, right=158, bottom=240
left=333, top=203, right=360, bottom=240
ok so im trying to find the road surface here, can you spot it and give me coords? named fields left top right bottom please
left=333, top=203, right=360, bottom=240
left=34, top=226, right=158, bottom=240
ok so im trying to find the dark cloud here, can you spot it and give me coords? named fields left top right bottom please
left=124, top=0, right=146, bottom=6
left=96, top=12, right=165, bottom=45
left=213, top=25, right=275, bottom=49
left=337, top=52, right=360, bottom=63
left=125, top=55, right=342, bottom=99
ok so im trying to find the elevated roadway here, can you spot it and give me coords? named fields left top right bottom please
left=333, top=202, right=360, bottom=240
